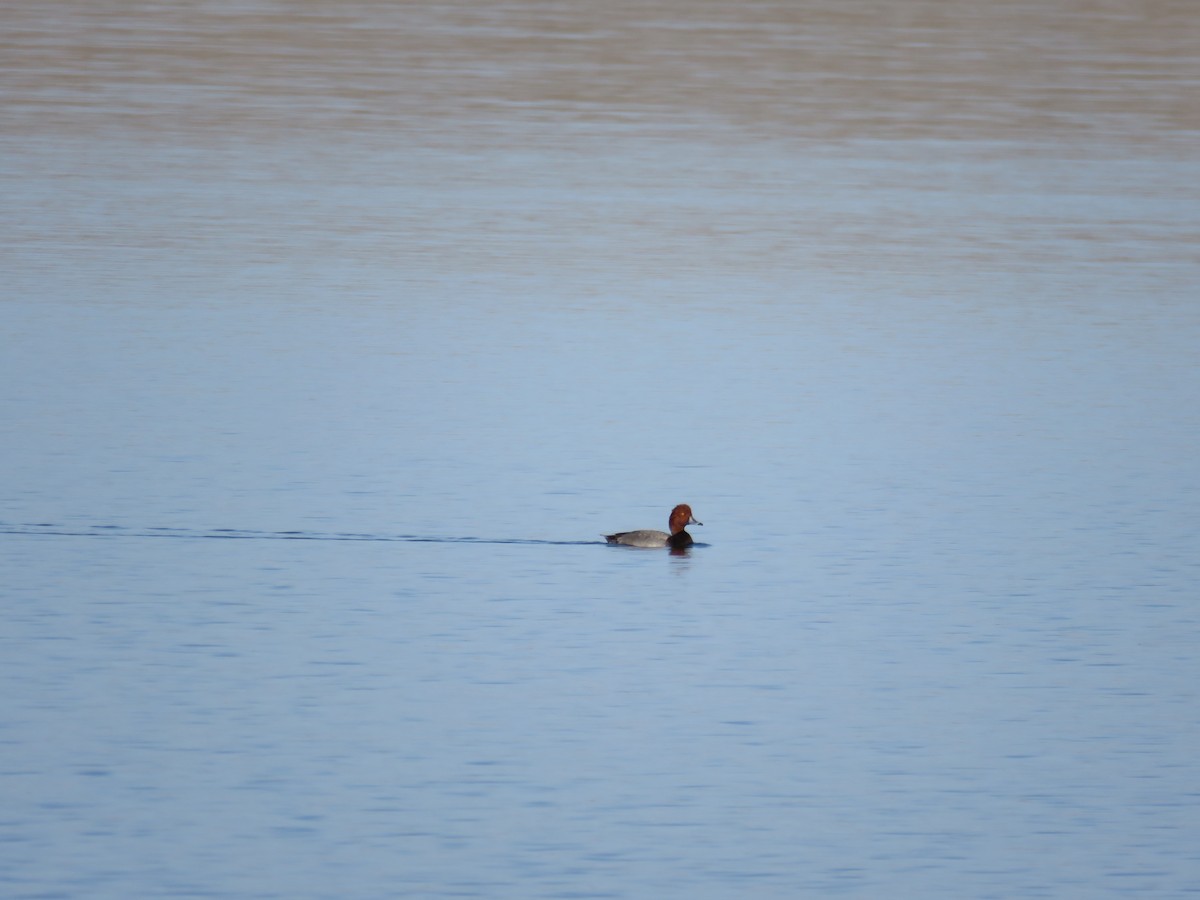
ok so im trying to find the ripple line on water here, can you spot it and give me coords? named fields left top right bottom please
left=0, top=522, right=600, bottom=546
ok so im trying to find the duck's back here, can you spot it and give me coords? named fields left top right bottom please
left=604, top=529, right=670, bottom=548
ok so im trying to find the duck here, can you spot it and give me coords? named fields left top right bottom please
left=605, top=504, right=702, bottom=549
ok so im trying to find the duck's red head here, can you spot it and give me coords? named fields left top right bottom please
left=668, top=504, right=701, bottom=535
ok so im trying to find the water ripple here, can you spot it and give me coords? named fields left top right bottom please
left=0, top=522, right=599, bottom=546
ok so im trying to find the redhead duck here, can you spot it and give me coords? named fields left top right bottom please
left=605, top=504, right=702, bottom=549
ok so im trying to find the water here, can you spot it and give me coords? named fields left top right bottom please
left=2, top=2, right=1199, bottom=897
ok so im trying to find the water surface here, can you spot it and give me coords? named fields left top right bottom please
left=2, top=2, right=1199, bottom=897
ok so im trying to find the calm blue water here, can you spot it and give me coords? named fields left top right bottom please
left=3, top=2, right=1199, bottom=897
